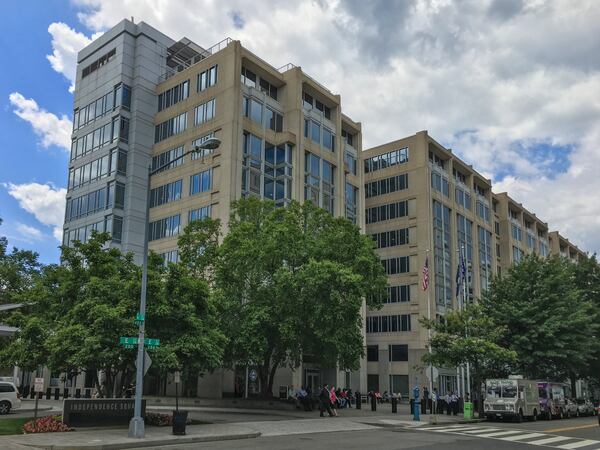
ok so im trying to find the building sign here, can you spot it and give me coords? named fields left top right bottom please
left=63, top=399, right=146, bottom=427
left=34, top=378, right=44, bottom=393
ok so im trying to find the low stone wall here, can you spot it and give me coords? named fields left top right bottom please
left=145, top=396, right=297, bottom=411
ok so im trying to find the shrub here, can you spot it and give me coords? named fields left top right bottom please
left=22, top=416, right=73, bottom=434
left=145, top=411, right=192, bottom=427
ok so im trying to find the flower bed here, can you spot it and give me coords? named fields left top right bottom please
left=22, top=416, right=73, bottom=434
left=145, top=412, right=192, bottom=427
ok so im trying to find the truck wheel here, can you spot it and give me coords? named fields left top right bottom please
left=0, top=401, right=10, bottom=415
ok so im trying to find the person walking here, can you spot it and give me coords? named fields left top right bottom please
left=319, top=385, right=333, bottom=417
left=451, top=391, right=458, bottom=415
left=432, top=388, right=439, bottom=414
left=330, top=386, right=339, bottom=416
left=445, top=392, right=451, bottom=415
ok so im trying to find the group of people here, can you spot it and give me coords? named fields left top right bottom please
left=295, top=385, right=356, bottom=417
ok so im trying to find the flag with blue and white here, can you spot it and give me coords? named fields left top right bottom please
left=455, top=250, right=467, bottom=297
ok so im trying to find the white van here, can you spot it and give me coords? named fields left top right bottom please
left=484, top=378, right=539, bottom=422
left=0, top=381, right=22, bottom=414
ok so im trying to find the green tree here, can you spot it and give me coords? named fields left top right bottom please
left=179, top=198, right=387, bottom=397
left=0, top=233, right=225, bottom=397
left=421, top=303, right=517, bottom=413
left=482, top=254, right=598, bottom=389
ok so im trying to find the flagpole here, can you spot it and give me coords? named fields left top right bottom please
left=463, top=243, right=471, bottom=399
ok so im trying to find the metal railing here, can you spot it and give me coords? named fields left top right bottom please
left=160, top=37, right=233, bottom=82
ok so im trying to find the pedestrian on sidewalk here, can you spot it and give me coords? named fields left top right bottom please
left=451, top=392, right=458, bottom=415
left=445, top=392, right=451, bottom=415
left=319, top=385, right=333, bottom=417
left=330, top=386, right=339, bottom=416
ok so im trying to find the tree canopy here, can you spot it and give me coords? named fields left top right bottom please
left=179, top=198, right=387, bottom=397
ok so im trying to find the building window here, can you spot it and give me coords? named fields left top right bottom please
left=68, top=149, right=126, bottom=191
left=65, top=181, right=125, bottom=222
left=304, top=152, right=335, bottom=213
left=389, top=344, right=408, bottom=362
left=71, top=118, right=128, bottom=161
left=265, top=107, right=283, bottom=132
left=158, top=80, right=190, bottom=112
left=73, top=83, right=131, bottom=131
left=513, top=246, right=524, bottom=263
left=344, top=151, right=357, bottom=175
left=155, top=112, right=187, bottom=143
left=198, top=65, right=218, bottom=92
left=302, top=91, right=331, bottom=119
left=149, top=214, right=181, bottom=241
left=479, top=226, right=492, bottom=292
left=476, top=200, right=490, bottom=222
left=433, top=200, right=452, bottom=308
left=345, top=182, right=358, bottom=223
left=322, top=127, right=334, bottom=151
left=259, top=77, right=278, bottom=100
left=366, top=345, right=378, bottom=361
left=366, top=200, right=408, bottom=224
left=240, top=66, right=256, bottom=88
left=242, top=132, right=293, bottom=206
left=431, top=171, right=450, bottom=197
left=381, top=256, right=410, bottom=275
left=456, top=213, right=473, bottom=271
left=429, top=151, right=446, bottom=169
left=63, top=213, right=121, bottom=247
left=365, top=173, right=408, bottom=199
left=160, top=250, right=179, bottom=266
left=364, top=147, right=409, bottom=173
left=366, top=314, right=411, bottom=333
left=511, top=224, right=522, bottom=241
left=526, top=232, right=536, bottom=250
left=341, top=129, right=354, bottom=147
left=385, top=285, right=411, bottom=303
left=189, top=205, right=212, bottom=222
left=150, top=179, right=182, bottom=208
left=81, top=48, right=116, bottom=78
left=151, top=146, right=184, bottom=174
left=189, top=169, right=213, bottom=195
left=455, top=187, right=472, bottom=210
left=194, top=99, right=216, bottom=125
left=371, top=228, right=409, bottom=249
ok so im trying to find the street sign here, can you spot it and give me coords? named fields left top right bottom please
left=174, top=371, right=181, bottom=384
left=426, top=366, right=439, bottom=381
left=119, top=336, right=160, bottom=349
left=135, top=350, right=152, bottom=376
left=34, top=377, right=44, bottom=393
left=134, top=313, right=144, bottom=326
left=249, top=369, right=258, bottom=382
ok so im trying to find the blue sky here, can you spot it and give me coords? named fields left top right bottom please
left=0, top=0, right=81, bottom=263
left=1, top=0, right=599, bottom=263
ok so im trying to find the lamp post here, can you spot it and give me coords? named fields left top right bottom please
left=128, top=137, right=221, bottom=438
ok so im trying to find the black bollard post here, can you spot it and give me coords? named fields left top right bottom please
left=45, top=387, right=51, bottom=400
left=75, top=388, right=81, bottom=398
left=54, top=388, right=60, bottom=400
left=371, top=394, right=377, bottom=412
left=355, top=392, right=361, bottom=410
left=392, top=396, right=397, bottom=413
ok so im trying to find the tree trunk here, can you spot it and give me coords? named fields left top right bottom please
left=267, top=362, right=279, bottom=399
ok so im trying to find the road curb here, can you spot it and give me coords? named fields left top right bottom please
left=20, top=431, right=261, bottom=450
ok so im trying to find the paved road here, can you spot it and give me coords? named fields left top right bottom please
left=142, top=428, right=540, bottom=450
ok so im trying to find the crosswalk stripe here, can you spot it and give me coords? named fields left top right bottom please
left=556, top=440, right=600, bottom=449
left=500, top=433, right=546, bottom=441
left=419, top=425, right=481, bottom=431
left=527, top=436, right=577, bottom=446
left=459, top=428, right=502, bottom=434
left=429, top=427, right=483, bottom=433
left=475, top=430, right=526, bottom=438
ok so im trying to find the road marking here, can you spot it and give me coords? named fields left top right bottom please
left=475, top=430, right=526, bottom=438
left=460, top=428, right=502, bottom=434
left=545, top=424, right=599, bottom=433
left=526, top=436, right=576, bottom=446
left=429, top=426, right=483, bottom=432
left=500, top=432, right=546, bottom=441
left=419, top=425, right=482, bottom=431
left=556, top=440, right=600, bottom=449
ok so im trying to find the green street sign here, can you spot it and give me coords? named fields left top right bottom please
left=119, top=336, right=160, bottom=348
left=134, top=312, right=145, bottom=326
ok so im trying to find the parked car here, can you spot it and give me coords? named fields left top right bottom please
left=0, top=381, right=21, bottom=414
left=575, top=398, right=595, bottom=416
left=564, top=398, right=578, bottom=418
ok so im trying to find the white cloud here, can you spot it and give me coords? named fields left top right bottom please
left=46, top=22, right=99, bottom=93
left=69, top=0, right=600, bottom=252
left=5, top=183, right=67, bottom=241
left=9, top=92, right=72, bottom=152
left=15, top=223, right=44, bottom=243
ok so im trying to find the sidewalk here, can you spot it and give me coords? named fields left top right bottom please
left=0, top=423, right=260, bottom=450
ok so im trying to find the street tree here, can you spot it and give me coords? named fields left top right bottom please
left=179, top=198, right=387, bottom=397
left=421, top=303, right=517, bottom=413
left=482, top=254, right=598, bottom=390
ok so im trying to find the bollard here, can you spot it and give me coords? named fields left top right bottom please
left=355, top=392, right=361, bottom=410
left=54, top=388, right=60, bottom=400
left=75, top=388, right=81, bottom=398
left=46, top=387, right=51, bottom=400
left=63, top=388, right=69, bottom=399
left=392, top=397, right=398, bottom=413
left=30, top=389, right=36, bottom=399
left=371, top=394, right=377, bottom=412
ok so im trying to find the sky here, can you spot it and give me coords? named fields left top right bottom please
left=1, top=0, right=599, bottom=263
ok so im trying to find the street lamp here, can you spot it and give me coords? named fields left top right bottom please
left=128, top=137, right=221, bottom=438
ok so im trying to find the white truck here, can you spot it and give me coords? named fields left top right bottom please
left=484, top=377, right=540, bottom=422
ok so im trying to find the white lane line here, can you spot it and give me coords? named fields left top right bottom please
left=527, top=436, right=577, bottom=446
left=429, top=426, right=484, bottom=433
left=475, top=430, right=526, bottom=438
left=500, top=432, right=546, bottom=441
left=419, top=425, right=483, bottom=431
left=556, top=440, right=600, bottom=449
left=459, top=428, right=502, bottom=434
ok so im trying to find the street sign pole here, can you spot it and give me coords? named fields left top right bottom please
left=33, top=377, right=44, bottom=420
left=174, top=371, right=180, bottom=412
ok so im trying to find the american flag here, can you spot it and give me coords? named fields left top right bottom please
left=422, top=257, right=429, bottom=291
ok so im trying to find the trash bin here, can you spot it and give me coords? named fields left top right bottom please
left=463, top=401, right=473, bottom=420
left=355, top=392, right=361, bottom=410
left=172, top=410, right=188, bottom=435
left=391, top=397, right=397, bottom=414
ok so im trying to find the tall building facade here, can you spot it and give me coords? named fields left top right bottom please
left=363, top=131, right=587, bottom=397
left=63, top=19, right=365, bottom=397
